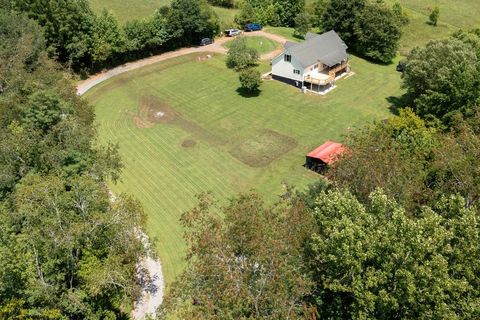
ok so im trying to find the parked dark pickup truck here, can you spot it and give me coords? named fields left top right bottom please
left=244, top=23, right=263, bottom=32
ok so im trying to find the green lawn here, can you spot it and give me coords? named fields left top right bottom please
left=224, top=36, right=279, bottom=54
left=89, top=0, right=238, bottom=26
left=89, top=0, right=168, bottom=23
left=86, top=52, right=403, bottom=285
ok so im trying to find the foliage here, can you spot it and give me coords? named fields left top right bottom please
left=402, top=34, right=480, bottom=124
left=328, top=109, right=438, bottom=209
left=167, top=0, right=220, bottom=46
left=234, top=0, right=257, bottom=26
left=322, top=0, right=402, bottom=63
left=207, top=0, right=234, bottom=8
left=0, top=10, right=45, bottom=95
left=429, top=111, right=480, bottom=208
left=307, top=188, right=480, bottom=319
left=354, top=1, right=402, bottom=63
left=235, top=0, right=304, bottom=27
left=226, top=36, right=259, bottom=70
left=13, top=0, right=96, bottom=70
left=272, top=0, right=305, bottom=27
left=429, top=6, right=439, bottom=26
left=1, top=175, right=144, bottom=318
left=0, top=9, right=145, bottom=318
left=239, top=67, right=262, bottom=92
left=124, top=10, right=171, bottom=53
left=163, top=193, right=315, bottom=319
left=311, top=0, right=328, bottom=28
left=293, top=12, right=312, bottom=38
left=90, top=9, right=126, bottom=65
left=11, top=0, right=219, bottom=71
left=392, top=1, right=409, bottom=26
left=321, top=0, right=366, bottom=45
left=21, top=90, right=72, bottom=132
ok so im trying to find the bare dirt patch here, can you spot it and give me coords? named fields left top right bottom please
left=128, top=95, right=176, bottom=129
left=139, top=95, right=176, bottom=124
left=181, top=139, right=197, bottom=148
left=127, top=95, right=227, bottom=147
left=230, top=129, right=298, bottom=168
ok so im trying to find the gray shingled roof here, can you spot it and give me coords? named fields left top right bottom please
left=286, top=30, right=348, bottom=68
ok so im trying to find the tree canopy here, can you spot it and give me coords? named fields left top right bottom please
left=402, top=33, right=480, bottom=124
left=226, top=36, right=259, bottom=71
left=163, top=193, right=315, bottom=319
left=321, top=0, right=403, bottom=63
left=0, top=9, right=145, bottom=318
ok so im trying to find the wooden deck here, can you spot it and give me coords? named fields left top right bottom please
left=304, top=62, right=349, bottom=86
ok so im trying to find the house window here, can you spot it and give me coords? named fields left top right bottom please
left=284, top=54, right=291, bottom=62
left=293, top=69, right=300, bottom=75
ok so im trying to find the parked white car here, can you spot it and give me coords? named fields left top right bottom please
left=225, top=29, right=242, bottom=37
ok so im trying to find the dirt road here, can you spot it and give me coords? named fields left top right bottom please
left=76, top=30, right=287, bottom=95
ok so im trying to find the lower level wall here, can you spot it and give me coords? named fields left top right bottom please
left=272, top=74, right=302, bottom=88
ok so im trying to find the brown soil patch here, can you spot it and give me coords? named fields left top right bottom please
left=230, top=129, right=297, bottom=168
left=139, top=95, right=176, bottom=124
left=128, top=95, right=227, bottom=147
left=129, top=95, right=176, bottom=129
left=181, top=139, right=197, bottom=148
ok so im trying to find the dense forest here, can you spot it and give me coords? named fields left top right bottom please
left=0, top=5, right=145, bottom=319
left=1, top=0, right=479, bottom=319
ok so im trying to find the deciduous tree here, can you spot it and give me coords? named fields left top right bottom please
left=226, top=36, right=259, bottom=70
left=163, top=193, right=315, bottom=319
left=402, top=36, right=480, bottom=124
left=321, top=0, right=365, bottom=45
left=354, top=1, right=402, bottom=62
left=307, top=188, right=480, bottom=319
left=239, top=68, right=262, bottom=92
left=294, top=12, right=312, bottom=38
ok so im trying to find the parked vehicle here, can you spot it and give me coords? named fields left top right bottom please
left=244, top=23, right=263, bottom=32
left=396, top=59, right=407, bottom=72
left=225, top=29, right=242, bottom=37
left=200, top=37, right=214, bottom=46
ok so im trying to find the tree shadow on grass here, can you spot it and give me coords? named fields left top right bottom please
left=386, top=93, right=411, bottom=115
left=236, top=87, right=261, bottom=98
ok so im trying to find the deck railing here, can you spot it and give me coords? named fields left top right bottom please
left=304, top=62, right=349, bottom=86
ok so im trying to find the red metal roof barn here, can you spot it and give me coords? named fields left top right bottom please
left=305, top=141, right=345, bottom=172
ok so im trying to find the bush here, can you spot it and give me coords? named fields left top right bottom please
left=239, top=68, right=262, bottom=92
left=429, top=6, right=440, bottom=26
left=226, top=37, right=259, bottom=70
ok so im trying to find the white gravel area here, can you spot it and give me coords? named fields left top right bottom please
left=131, top=230, right=165, bottom=320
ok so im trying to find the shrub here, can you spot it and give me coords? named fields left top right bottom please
left=239, top=68, right=262, bottom=92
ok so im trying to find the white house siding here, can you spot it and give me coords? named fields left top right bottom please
left=272, top=51, right=304, bottom=83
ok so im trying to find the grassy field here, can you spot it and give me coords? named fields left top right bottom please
left=89, top=0, right=238, bottom=26
left=224, top=36, right=279, bottom=54
left=89, top=0, right=168, bottom=23
left=86, top=52, right=403, bottom=284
